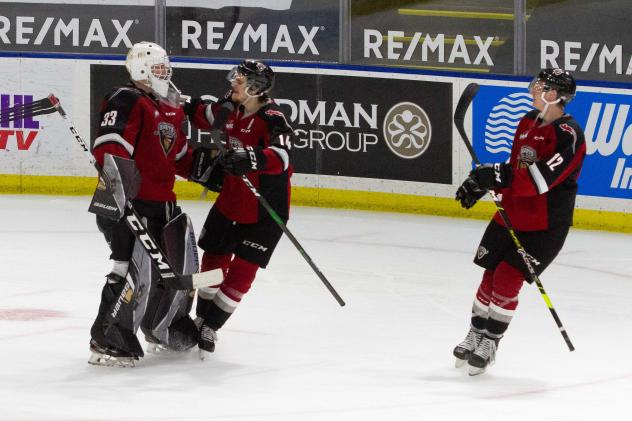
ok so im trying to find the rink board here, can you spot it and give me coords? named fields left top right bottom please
left=0, top=56, right=631, bottom=232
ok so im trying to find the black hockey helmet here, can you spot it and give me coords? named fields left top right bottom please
left=227, top=59, right=275, bottom=96
left=529, top=68, right=577, bottom=105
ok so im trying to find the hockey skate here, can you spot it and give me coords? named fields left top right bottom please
left=453, top=328, right=483, bottom=368
left=198, top=322, right=218, bottom=360
left=467, top=336, right=498, bottom=376
left=88, top=339, right=139, bottom=368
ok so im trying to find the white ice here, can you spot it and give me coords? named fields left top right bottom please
left=0, top=195, right=631, bottom=421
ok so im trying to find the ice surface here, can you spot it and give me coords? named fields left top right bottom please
left=1, top=195, right=630, bottom=420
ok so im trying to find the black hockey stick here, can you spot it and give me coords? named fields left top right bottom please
left=454, top=83, right=575, bottom=352
left=10, top=95, right=222, bottom=291
left=0, top=97, right=58, bottom=123
left=207, top=102, right=346, bottom=307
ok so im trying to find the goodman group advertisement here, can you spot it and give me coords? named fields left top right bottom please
left=473, top=84, right=632, bottom=200
left=91, top=64, right=452, bottom=184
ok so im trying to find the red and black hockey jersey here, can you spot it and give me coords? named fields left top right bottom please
left=191, top=99, right=294, bottom=224
left=92, top=85, right=192, bottom=202
left=495, top=109, right=586, bottom=231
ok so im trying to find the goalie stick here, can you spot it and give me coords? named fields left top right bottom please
left=454, top=83, right=575, bottom=352
left=2, top=95, right=221, bottom=291
left=204, top=102, right=346, bottom=307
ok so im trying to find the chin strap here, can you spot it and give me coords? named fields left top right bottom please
left=537, top=92, right=562, bottom=123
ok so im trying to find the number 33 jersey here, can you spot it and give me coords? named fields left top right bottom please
left=92, top=84, right=192, bottom=202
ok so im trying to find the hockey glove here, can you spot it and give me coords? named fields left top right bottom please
left=455, top=177, right=487, bottom=209
left=190, top=147, right=224, bottom=192
left=183, top=97, right=204, bottom=119
left=219, top=146, right=266, bottom=176
left=469, top=163, right=513, bottom=191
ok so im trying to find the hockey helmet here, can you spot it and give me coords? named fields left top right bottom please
left=529, top=68, right=577, bottom=105
left=227, top=59, right=275, bottom=96
left=125, top=41, right=172, bottom=98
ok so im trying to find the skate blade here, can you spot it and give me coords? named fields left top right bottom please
left=146, top=343, right=171, bottom=354
left=198, top=348, right=215, bottom=361
left=455, top=358, right=467, bottom=368
left=88, top=351, right=136, bottom=368
left=467, top=364, right=486, bottom=376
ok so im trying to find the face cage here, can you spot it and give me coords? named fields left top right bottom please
left=150, top=59, right=172, bottom=82
left=227, top=66, right=265, bottom=97
left=528, top=78, right=552, bottom=94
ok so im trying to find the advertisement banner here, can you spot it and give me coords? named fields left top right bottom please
left=166, top=0, right=339, bottom=62
left=91, top=64, right=452, bottom=184
left=473, top=84, right=632, bottom=199
left=0, top=3, right=154, bottom=54
left=0, top=58, right=95, bottom=176
left=527, top=2, right=632, bottom=83
left=351, top=5, right=514, bottom=74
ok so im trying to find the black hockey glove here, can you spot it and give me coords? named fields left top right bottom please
left=183, top=97, right=211, bottom=119
left=469, top=163, right=513, bottom=191
left=190, top=147, right=224, bottom=192
left=219, top=146, right=267, bottom=176
left=456, top=177, right=487, bottom=209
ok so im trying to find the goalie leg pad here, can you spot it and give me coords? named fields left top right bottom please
left=140, top=213, right=199, bottom=351
left=90, top=274, right=143, bottom=359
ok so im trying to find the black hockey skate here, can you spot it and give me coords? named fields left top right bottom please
left=198, top=321, right=218, bottom=360
left=453, top=328, right=483, bottom=368
left=88, top=339, right=140, bottom=368
left=467, top=335, right=499, bottom=376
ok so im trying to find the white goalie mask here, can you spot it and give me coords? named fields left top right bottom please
left=125, top=41, right=172, bottom=98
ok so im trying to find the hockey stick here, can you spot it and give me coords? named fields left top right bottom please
left=454, top=83, right=575, bottom=352
left=4, top=95, right=222, bottom=290
left=0, top=97, right=58, bottom=122
left=207, top=103, right=346, bottom=307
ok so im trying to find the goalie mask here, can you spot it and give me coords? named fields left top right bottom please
left=528, top=68, right=576, bottom=106
left=227, top=60, right=275, bottom=98
left=125, top=41, right=173, bottom=98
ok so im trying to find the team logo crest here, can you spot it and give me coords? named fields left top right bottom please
left=229, top=136, right=243, bottom=149
left=157, top=122, right=176, bottom=155
left=519, top=145, right=537, bottom=167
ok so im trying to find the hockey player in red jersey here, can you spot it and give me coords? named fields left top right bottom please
left=88, top=41, right=196, bottom=366
left=186, top=60, right=294, bottom=358
left=454, top=69, right=585, bottom=375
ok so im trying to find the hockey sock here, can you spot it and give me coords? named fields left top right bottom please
left=197, top=252, right=231, bottom=316
left=471, top=269, right=493, bottom=331
left=486, top=261, right=524, bottom=338
left=204, top=257, right=259, bottom=330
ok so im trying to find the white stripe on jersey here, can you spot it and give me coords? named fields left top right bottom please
left=268, top=145, right=289, bottom=171
left=205, top=105, right=215, bottom=126
left=529, top=163, right=549, bottom=194
left=93, top=133, right=134, bottom=156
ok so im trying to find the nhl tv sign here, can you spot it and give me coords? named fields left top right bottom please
left=472, top=85, right=632, bottom=200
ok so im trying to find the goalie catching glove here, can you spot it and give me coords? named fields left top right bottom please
left=190, top=144, right=225, bottom=192
left=456, top=163, right=512, bottom=209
